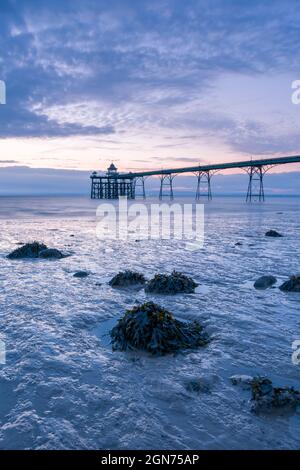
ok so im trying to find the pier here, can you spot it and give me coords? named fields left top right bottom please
left=90, top=155, right=300, bottom=201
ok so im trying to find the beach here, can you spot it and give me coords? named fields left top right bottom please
left=0, top=195, right=299, bottom=449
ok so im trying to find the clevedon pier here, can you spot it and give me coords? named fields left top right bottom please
left=90, top=155, right=300, bottom=202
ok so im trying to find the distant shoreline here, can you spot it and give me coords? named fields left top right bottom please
left=0, top=193, right=300, bottom=198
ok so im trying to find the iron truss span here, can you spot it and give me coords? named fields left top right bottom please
left=121, top=155, right=300, bottom=178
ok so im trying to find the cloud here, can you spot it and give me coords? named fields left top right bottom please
left=1, top=0, right=300, bottom=157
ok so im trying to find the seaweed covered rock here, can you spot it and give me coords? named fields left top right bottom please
left=110, top=301, right=209, bottom=355
left=7, top=242, right=66, bottom=260
left=145, top=271, right=198, bottom=295
left=265, top=230, right=283, bottom=238
left=39, top=248, right=65, bottom=259
left=250, top=376, right=300, bottom=413
left=7, top=242, right=47, bottom=259
left=109, top=270, right=146, bottom=288
left=254, top=275, right=277, bottom=290
left=232, top=375, right=300, bottom=413
left=279, top=275, right=300, bottom=293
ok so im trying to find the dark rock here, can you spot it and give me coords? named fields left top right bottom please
left=265, top=230, right=283, bottom=238
left=235, top=242, right=243, bottom=246
left=254, top=275, right=277, bottom=290
left=39, top=248, right=64, bottom=259
left=73, top=271, right=89, bottom=278
left=7, top=242, right=67, bottom=260
left=109, top=270, right=146, bottom=288
left=279, top=275, right=300, bottom=292
left=250, top=376, right=300, bottom=413
left=232, top=375, right=300, bottom=413
left=110, top=301, right=209, bottom=355
left=7, top=242, right=47, bottom=259
left=145, top=270, right=198, bottom=295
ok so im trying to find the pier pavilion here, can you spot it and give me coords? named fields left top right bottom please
left=90, top=163, right=135, bottom=199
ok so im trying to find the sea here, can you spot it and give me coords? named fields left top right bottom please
left=0, top=195, right=299, bottom=449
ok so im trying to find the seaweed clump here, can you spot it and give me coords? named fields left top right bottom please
left=232, top=375, right=300, bottom=413
left=7, top=242, right=48, bottom=259
left=145, top=271, right=198, bottom=295
left=7, top=242, right=66, bottom=260
left=250, top=376, right=300, bottom=413
left=279, top=275, right=300, bottom=293
left=110, top=301, right=208, bottom=355
left=109, top=270, right=146, bottom=288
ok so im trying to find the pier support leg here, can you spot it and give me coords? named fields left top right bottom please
left=195, top=171, right=212, bottom=200
left=134, top=176, right=146, bottom=199
left=159, top=174, right=175, bottom=200
left=246, top=166, right=265, bottom=202
left=91, top=178, right=102, bottom=199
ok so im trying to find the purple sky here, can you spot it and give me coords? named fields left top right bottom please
left=1, top=0, right=300, bottom=194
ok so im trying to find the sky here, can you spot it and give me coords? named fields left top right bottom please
left=1, top=0, right=300, bottom=194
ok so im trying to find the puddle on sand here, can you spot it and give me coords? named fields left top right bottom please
left=93, top=317, right=118, bottom=348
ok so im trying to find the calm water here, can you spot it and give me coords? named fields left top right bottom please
left=0, top=196, right=299, bottom=449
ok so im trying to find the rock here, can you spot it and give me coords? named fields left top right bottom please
left=232, top=375, right=300, bottom=413
left=73, top=271, right=89, bottom=278
left=279, top=275, right=300, bottom=292
left=110, top=301, right=209, bottom=355
left=235, top=242, right=243, bottom=246
left=7, top=242, right=47, bottom=259
left=109, top=270, right=146, bottom=288
left=254, top=275, right=277, bottom=290
left=265, top=230, right=283, bottom=238
left=250, top=376, right=300, bottom=413
left=7, top=242, right=67, bottom=260
left=39, top=248, right=65, bottom=259
left=145, top=270, right=198, bottom=295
